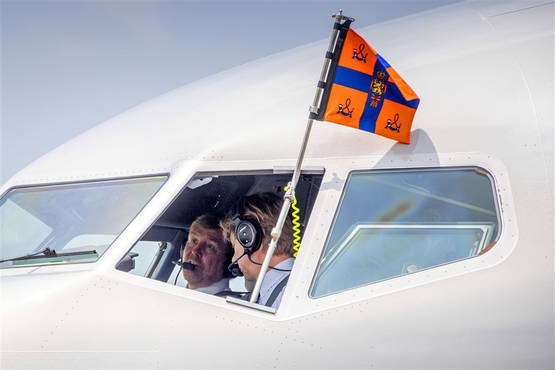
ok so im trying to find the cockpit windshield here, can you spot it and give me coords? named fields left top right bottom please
left=0, top=176, right=167, bottom=268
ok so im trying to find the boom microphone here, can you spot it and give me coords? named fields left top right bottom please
left=172, top=260, right=196, bottom=271
left=227, top=252, right=246, bottom=277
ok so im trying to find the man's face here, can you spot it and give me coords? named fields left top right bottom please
left=182, top=222, right=228, bottom=289
left=230, top=235, right=261, bottom=282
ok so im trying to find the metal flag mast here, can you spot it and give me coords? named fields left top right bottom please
left=247, top=10, right=355, bottom=305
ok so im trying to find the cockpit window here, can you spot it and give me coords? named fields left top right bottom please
left=0, top=176, right=166, bottom=268
left=118, top=170, right=323, bottom=312
left=310, top=167, right=500, bottom=298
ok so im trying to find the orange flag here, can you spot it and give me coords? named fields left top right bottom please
left=317, top=21, right=420, bottom=144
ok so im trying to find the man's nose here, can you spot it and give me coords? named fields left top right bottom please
left=185, top=242, right=204, bottom=259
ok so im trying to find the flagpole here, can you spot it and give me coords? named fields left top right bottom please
left=249, top=10, right=354, bottom=305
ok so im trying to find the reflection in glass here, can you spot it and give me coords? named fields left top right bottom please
left=310, top=168, right=500, bottom=298
left=0, top=176, right=166, bottom=267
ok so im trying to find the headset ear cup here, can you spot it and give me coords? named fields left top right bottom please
left=233, top=216, right=263, bottom=255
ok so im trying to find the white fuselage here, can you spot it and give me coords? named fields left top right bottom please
left=1, top=1, right=553, bottom=368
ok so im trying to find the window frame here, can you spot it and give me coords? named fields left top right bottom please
left=0, top=174, right=169, bottom=269
left=92, top=155, right=516, bottom=320
left=109, top=165, right=325, bottom=317
left=309, top=165, right=504, bottom=299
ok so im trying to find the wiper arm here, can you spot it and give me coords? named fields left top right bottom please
left=0, top=248, right=97, bottom=264
left=0, top=248, right=57, bottom=263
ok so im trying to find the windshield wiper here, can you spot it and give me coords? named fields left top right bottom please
left=0, top=248, right=97, bottom=264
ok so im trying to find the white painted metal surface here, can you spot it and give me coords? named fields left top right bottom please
left=1, top=1, right=553, bottom=368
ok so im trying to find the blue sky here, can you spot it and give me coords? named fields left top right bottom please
left=1, top=0, right=461, bottom=184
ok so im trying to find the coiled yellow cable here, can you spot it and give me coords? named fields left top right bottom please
left=284, top=186, right=302, bottom=258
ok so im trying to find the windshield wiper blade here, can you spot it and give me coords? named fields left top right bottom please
left=0, top=248, right=97, bottom=264
left=0, top=248, right=56, bottom=263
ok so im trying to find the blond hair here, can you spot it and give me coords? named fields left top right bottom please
left=221, top=192, right=294, bottom=257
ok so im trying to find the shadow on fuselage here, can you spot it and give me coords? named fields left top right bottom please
left=374, top=129, right=440, bottom=168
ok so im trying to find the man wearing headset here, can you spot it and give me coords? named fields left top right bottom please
left=221, top=192, right=295, bottom=309
left=180, top=213, right=234, bottom=295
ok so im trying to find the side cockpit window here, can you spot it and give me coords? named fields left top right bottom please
left=0, top=176, right=167, bottom=268
left=310, top=167, right=500, bottom=298
left=119, top=171, right=323, bottom=311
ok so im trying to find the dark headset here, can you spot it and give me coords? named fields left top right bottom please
left=232, top=215, right=263, bottom=255
left=228, top=205, right=291, bottom=277
left=226, top=215, right=262, bottom=278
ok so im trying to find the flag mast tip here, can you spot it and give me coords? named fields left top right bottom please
left=332, top=9, right=355, bottom=22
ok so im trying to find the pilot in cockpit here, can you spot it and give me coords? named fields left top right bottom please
left=221, top=193, right=295, bottom=309
left=180, top=214, right=234, bottom=296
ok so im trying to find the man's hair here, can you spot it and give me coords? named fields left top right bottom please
left=221, top=192, right=294, bottom=257
left=192, top=213, right=222, bottom=231
left=190, top=213, right=234, bottom=278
